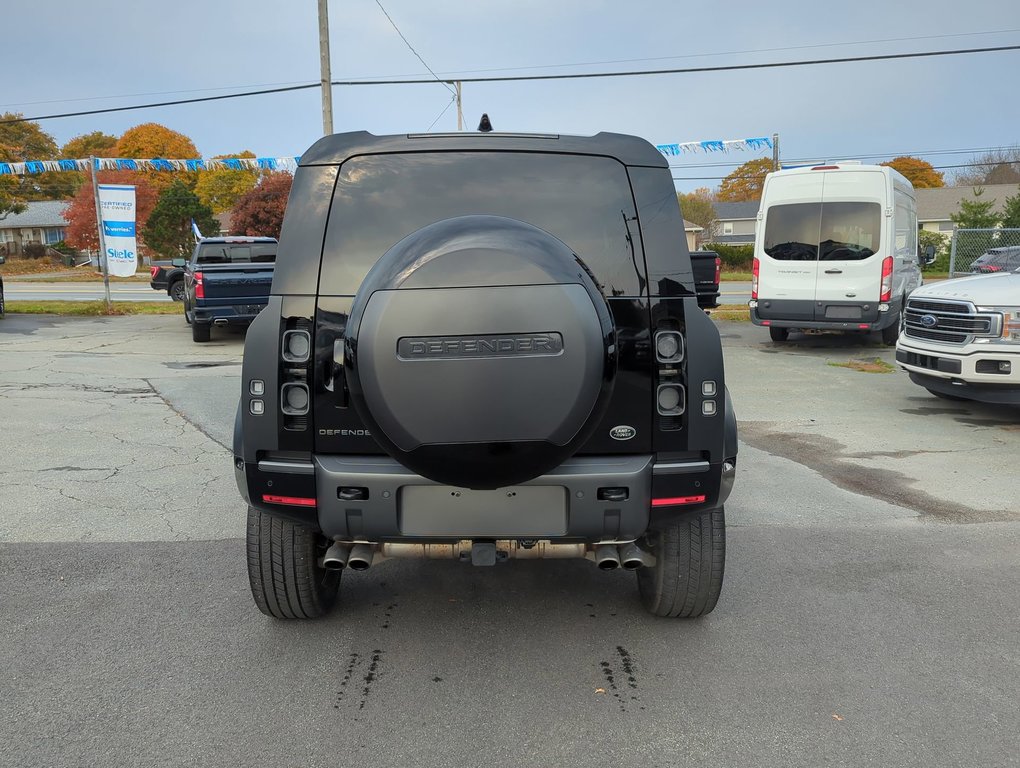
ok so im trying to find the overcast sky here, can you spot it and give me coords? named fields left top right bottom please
left=3, top=0, right=1018, bottom=191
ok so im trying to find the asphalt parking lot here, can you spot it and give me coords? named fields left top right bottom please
left=1, top=314, right=1018, bottom=768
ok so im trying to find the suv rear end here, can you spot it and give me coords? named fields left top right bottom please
left=234, top=131, right=737, bottom=620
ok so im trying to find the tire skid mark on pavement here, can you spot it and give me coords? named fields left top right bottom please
left=597, top=646, right=643, bottom=712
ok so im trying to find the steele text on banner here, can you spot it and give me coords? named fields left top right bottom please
left=97, top=184, right=137, bottom=277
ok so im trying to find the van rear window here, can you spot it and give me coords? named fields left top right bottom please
left=318, top=151, right=644, bottom=296
left=764, top=202, right=880, bottom=261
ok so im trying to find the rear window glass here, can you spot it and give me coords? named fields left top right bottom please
left=195, top=243, right=275, bottom=264
left=318, top=152, right=644, bottom=296
left=764, top=202, right=881, bottom=261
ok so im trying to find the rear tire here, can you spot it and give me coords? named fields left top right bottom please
left=192, top=322, right=210, bottom=342
left=246, top=506, right=340, bottom=620
left=769, top=327, right=789, bottom=342
left=169, top=280, right=185, bottom=302
left=638, top=507, right=725, bottom=618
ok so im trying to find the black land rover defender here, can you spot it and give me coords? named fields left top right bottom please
left=234, top=131, right=737, bottom=620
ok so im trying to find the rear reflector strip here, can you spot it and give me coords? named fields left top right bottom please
left=652, top=495, right=706, bottom=507
left=262, top=494, right=317, bottom=507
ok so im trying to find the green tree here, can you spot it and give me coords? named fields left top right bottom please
left=1000, top=191, right=1020, bottom=229
left=880, top=156, right=945, bottom=188
left=677, top=187, right=716, bottom=230
left=194, top=151, right=259, bottom=214
left=143, top=180, right=218, bottom=257
left=950, top=188, right=1000, bottom=229
left=716, top=157, right=772, bottom=202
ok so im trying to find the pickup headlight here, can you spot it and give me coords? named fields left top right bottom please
left=980, top=306, right=1020, bottom=343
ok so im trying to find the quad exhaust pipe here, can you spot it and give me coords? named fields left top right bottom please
left=321, top=540, right=654, bottom=570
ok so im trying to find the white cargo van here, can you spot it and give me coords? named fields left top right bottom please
left=749, top=164, right=925, bottom=344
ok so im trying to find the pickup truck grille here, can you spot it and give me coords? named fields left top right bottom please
left=903, top=298, right=994, bottom=345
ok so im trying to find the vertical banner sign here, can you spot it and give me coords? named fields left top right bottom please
left=97, top=184, right=137, bottom=277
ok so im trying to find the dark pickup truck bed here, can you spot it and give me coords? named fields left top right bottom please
left=181, top=237, right=277, bottom=342
left=691, top=250, right=721, bottom=309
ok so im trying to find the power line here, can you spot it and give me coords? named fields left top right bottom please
left=373, top=0, right=455, bottom=97
left=3, top=44, right=1019, bottom=125
left=671, top=159, right=1020, bottom=182
left=668, top=145, right=1020, bottom=170
left=331, top=44, right=1020, bottom=85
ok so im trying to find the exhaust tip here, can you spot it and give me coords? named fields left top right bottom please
left=597, top=559, right=620, bottom=571
left=621, top=559, right=643, bottom=570
left=322, top=542, right=351, bottom=571
left=594, top=544, right=621, bottom=571
left=347, top=543, right=375, bottom=571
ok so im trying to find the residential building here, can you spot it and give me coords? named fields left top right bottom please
left=683, top=219, right=702, bottom=251
left=707, top=201, right=758, bottom=247
left=0, top=200, right=70, bottom=255
left=916, top=183, right=1019, bottom=235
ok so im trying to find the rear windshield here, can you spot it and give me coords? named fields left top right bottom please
left=195, top=243, right=275, bottom=264
left=318, top=152, right=643, bottom=296
left=764, top=202, right=881, bottom=261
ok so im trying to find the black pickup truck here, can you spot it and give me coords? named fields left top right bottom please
left=178, top=237, right=277, bottom=342
left=691, top=250, right=722, bottom=309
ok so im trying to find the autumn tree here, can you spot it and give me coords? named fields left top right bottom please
left=63, top=170, right=159, bottom=252
left=194, top=151, right=259, bottom=213
left=0, top=112, right=76, bottom=204
left=716, top=157, right=772, bottom=202
left=230, top=172, right=293, bottom=238
left=143, top=180, right=219, bottom=257
left=879, top=156, right=945, bottom=188
left=61, top=131, right=119, bottom=159
left=114, top=123, right=200, bottom=191
left=677, top=187, right=716, bottom=230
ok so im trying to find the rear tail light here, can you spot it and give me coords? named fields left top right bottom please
left=656, top=383, right=685, bottom=416
left=713, top=256, right=721, bottom=287
left=652, top=495, right=706, bottom=507
left=655, top=330, right=684, bottom=363
left=751, top=257, right=760, bottom=300
left=282, top=330, right=311, bottom=363
left=149, top=266, right=159, bottom=278
left=879, top=257, right=893, bottom=302
left=262, top=494, right=317, bottom=508
left=194, top=271, right=204, bottom=300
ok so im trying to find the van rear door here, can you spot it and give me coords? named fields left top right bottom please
left=812, top=170, right=885, bottom=321
left=757, top=172, right=823, bottom=321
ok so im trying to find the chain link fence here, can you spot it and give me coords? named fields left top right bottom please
left=949, top=228, right=1020, bottom=276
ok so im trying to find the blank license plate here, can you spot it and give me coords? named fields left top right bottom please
left=399, top=485, right=567, bottom=537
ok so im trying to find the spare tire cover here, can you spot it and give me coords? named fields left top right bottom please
left=345, top=215, right=616, bottom=489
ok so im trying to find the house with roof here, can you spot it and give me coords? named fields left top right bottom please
left=683, top=219, right=702, bottom=251
left=915, top=183, right=1020, bottom=235
left=0, top=200, right=70, bottom=255
left=706, top=201, right=758, bottom=247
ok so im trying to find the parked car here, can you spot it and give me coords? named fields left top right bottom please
left=179, top=237, right=277, bottom=342
left=896, top=267, right=1020, bottom=404
left=750, top=163, right=927, bottom=345
left=234, top=130, right=738, bottom=621
left=969, top=246, right=1020, bottom=274
left=690, top=249, right=722, bottom=309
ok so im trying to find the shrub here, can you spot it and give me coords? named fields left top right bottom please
left=703, top=242, right=753, bottom=270
left=23, top=242, right=47, bottom=259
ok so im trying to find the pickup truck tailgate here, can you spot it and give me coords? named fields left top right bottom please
left=200, top=265, right=274, bottom=301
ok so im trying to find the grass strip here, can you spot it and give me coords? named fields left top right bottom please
left=5, top=301, right=180, bottom=316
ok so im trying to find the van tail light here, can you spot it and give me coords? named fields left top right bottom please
left=714, top=256, right=721, bottom=287
left=751, top=257, right=760, bottom=300
left=149, top=266, right=159, bottom=278
left=879, top=257, right=893, bottom=302
left=194, top=271, right=204, bottom=300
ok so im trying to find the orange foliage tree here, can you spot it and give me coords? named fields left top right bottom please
left=880, top=156, right=945, bottom=188
left=62, top=170, right=159, bottom=252
left=716, top=157, right=773, bottom=202
left=114, top=123, right=200, bottom=191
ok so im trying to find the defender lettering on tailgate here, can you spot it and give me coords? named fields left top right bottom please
left=397, top=333, right=563, bottom=360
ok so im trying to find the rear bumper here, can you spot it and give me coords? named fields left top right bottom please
left=193, top=303, right=267, bottom=325
left=750, top=301, right=894, bottom=331
left=239, top=453, right=731, bottom=541
left=149, top=280, right=167, bottom=291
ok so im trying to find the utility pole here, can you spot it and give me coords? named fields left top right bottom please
left=772, top=132, right=780, bottom=171
left=455, top=81, right=463, bottom=131
left=317, top=0, right=334, bottom=135
left=89, top=156, right=112, bottom=313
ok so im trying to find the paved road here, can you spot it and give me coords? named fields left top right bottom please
left=719, top=280, right=751, bottom=304
left=1, top=315, right=1017, bottom=767
left=4, top=281, right=171, bottom=302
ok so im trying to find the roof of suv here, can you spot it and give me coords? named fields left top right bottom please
left=299, top=131, right=669, bottom=169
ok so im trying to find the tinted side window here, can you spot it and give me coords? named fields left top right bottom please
left=319, top=152, right=645, bottom=296
left=196, top=244, right=229, bottom=264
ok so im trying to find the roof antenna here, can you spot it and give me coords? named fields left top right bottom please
left=477, top=113, right=493, bottom=132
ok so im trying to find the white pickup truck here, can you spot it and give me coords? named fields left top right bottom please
left=896, top=269, right=1020, bottom=404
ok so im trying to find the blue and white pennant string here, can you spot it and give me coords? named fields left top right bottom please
left=0, top=156, right=301, bottom=176
left=655, top=137, right=772, bottom=157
